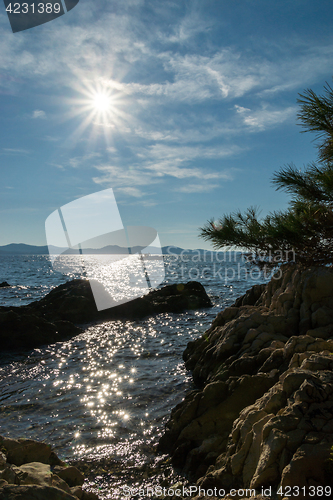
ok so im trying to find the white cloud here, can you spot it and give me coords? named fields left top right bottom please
left=1, top=2, right=332, bottom=208
left=68, top=152, right=102, bottom=169
left=32, top=110, right=46, bottom=119
left=93, top=164, right=157, bottom=187
left=48, top=162, right=65, bottom=169
left=235, top=104, right=297, bottom=131
left=92, top=143, right=236, bottom=199
left=2, top=148, right=30, bottom=154
left=44, top=135, right=60, bottom=142
left=116, top=186, right=144, bottom=197
left=1, top=4, right=333, bottom=107
left=176, top=183, right=219, bottom=193
left=161, top=9, right=213, bottom=45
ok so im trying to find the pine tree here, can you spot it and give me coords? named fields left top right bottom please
left=200, top=81, right=333, bottom=267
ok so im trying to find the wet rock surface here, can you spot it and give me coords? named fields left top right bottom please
left=0, top=280, right=212, bottom=351
left=0, top=436, right=99, bottom=500
left=159, top=265, right=333, bottom=499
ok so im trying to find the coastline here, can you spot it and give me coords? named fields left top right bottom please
left=0, top=278, right=213, bottom=498
left=3, top=265, right=333, bottom=498
left=158, top=265, right=333, bottom=499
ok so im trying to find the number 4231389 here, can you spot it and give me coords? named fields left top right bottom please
left=5, top=3, right=62, bottom=14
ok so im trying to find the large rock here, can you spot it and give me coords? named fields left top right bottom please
left=0, top=436, right=100, bottom=500
left=281, top=442, right=332, bottom=491
left=53, top=467, right=84, bottom=487
left=0, top=280, right=211, bottom=350
left=0, top=438, right=52, bottom=467
left=32, top=279, right=212, bottom=323
left=4, top=462, right=71, bottom=493
left=0, top=485, right=78, bottom=500
left=159, top=265, right=333, bottom=494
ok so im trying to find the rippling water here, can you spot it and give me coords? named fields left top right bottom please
left=0, top=253, right=271, bottom=498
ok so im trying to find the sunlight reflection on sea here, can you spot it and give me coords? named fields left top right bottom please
left=0, top=254, right=271, bottom=498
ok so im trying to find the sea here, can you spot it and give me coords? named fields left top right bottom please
left=0, top=252, right=272, bottom=498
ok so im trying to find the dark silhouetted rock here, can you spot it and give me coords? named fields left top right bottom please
left=0, top=282, right=10, bottom=288
left=33, top=279, right=212, bottom=323
left=0, top=485, right=78, bottom=500
left=0, top=280, right=212, bottom=351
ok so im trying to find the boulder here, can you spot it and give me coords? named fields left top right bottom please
left=0, top=453, right=6, bottom=470
left=0, top=280, right=212, bottom=350
left=52, top=467, right=84, bottom=487
left=0, top=282, right=10, bottom=288
left=0, top=437, right=100, bottom=500
left=280, top=442, right=333, bottom=490
left=81, top=492, right=99, bottom=500
left=0, top=485, right=78, bottom=499
left=32, top=279, right=212, bottom=323
left=159, top=265, right=333, bottom=490
left=70, top=486, right=83, bottom=499
left=13, top=462, right=53, bottom=487
left=0, top=438, right=52, bottom=467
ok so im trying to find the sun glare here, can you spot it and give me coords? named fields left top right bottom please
left=64, top=77, right=127, bottom=147
left=93, top=92, right=112, bottom=112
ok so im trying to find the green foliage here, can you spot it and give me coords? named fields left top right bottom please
left=200, top=81, right=333, bottom=267
left=297, top=83, right=333, bottom=164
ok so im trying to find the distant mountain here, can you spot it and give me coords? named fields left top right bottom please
left=0, top=243, right=50, bottom=255
left=0, top=243, right=219, bottom=256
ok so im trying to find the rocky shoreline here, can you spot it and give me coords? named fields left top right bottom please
left=158, top=265, right=333, bottom=500
left=0, top=435, right=100, bottom=499
left=0, top=279, right=212, bottom=498
left=0, top=279, right=212, bottom=350
left=3, top=266, right=333, bottom=499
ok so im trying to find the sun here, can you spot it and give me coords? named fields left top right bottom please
left=92, top=92, right=112, bottom=112
left=63, top=77, right=128, bottom=147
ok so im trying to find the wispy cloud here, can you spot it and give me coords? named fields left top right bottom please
left=93, top=164, right=155, bottom=187
left=48, top=162, right=65, bottom=170
left=176, top=183, right=219, bottom=193
left=44, top=135, right=60, bottom=142
left=2, top=148, right=30, bottom=154
left=32, top=110, right=46, bottom=119
left=1, top=2, right=333, bottom=105
left=116, top=186, right=144, bottom=197
left=92, top=142, right=236, bottom=199
left=235, top=104, right=297, bottom=131
left=160, top=8, right=213, bottom=45
left=139, top=143, right=239, bottom=179
left=68, top=152, right=102, bottom=169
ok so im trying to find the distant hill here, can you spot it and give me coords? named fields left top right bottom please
left=0, top=243, right=50, bottom=255
left=0, top=243, right=223, bottom=256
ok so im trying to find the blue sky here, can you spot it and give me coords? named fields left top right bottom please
left=1, top=0, right=333, bottom=249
